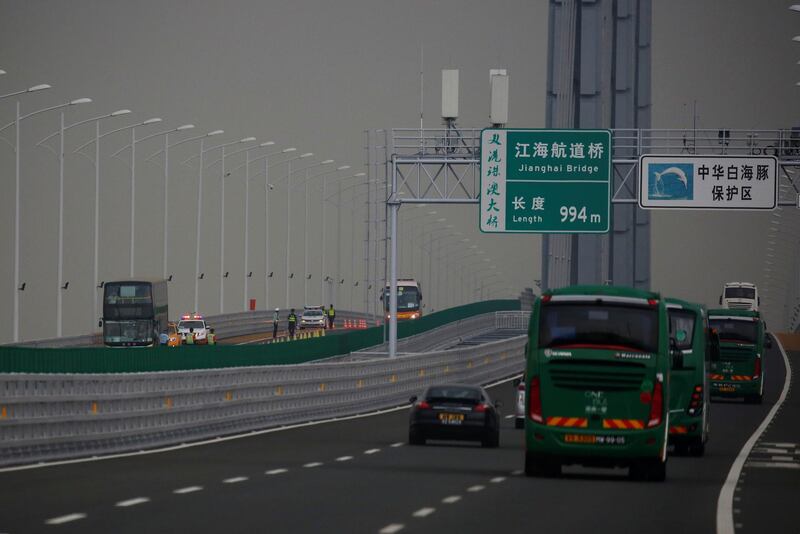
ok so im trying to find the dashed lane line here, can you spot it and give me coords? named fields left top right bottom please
left=412, top=507, right=436, bottom=518
left=173, top=486, right=203, bottom=495
left=442, top=495, right=462, bottom=504
left=45, top=513, right=87, bottom=525
left=265, top=468, right=289, bottom=475
left=364, top=448, right=381, bottom=455
left=222, top=476, right=249, bottom=484
left=504, top=414, right=515, bottom=419
left=490, top=476, right=506, bottom=483
left=304, top=462, right=323, bottom=468
left=510, top=469, right=524, bottom=476
left=467, top=485, right=485, bottom=493
left=379, top=524, right=405, bottom=533
left=115, top=497, right=150, bottom=508
left=390, top=442, right=404, bottom=448
left=336, top=456, right=354, bottom=462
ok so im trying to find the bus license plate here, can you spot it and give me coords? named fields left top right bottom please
left=438, top=413, right=464, bottom=425
left=718, top=386, right=736, bottom=393
left=564, top=434, right=596, bottom=444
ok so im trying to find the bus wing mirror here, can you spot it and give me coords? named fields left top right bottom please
left=98, top=319, right=103, bottom=327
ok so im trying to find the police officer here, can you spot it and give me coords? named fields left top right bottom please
left=327, top=304, right=335, bottom=329
left=288, top=308, right=298, bottom=339
left=272, top=308, right=280, bottom=339
left=207, top=328, right=217, bottom=345
left=185, top=327, right=195, bottom=345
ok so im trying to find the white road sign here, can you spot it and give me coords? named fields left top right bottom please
left=639, top=155, right=777, bottom=210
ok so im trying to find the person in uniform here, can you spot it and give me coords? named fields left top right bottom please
left=327, top=304, right=335, bottom=329
left=273, top=308, right=280, bottom=339
left=288, top=309, right=297, bottom=339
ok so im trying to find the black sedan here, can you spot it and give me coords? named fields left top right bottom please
left=408, top=384, right=501, bottom=448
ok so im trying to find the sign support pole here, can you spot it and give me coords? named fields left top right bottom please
left=388, top=155, right=399, bottom=358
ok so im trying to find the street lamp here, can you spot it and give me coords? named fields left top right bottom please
left=36, top=107, right=131, bottom=337
left=276, top=152, right=313, bottom=307
left=319, top=165, right=350, bottom=303
left=74, top=116, right=166, bottom=330
left=112, top=123, right=195, bottom=280
left=0, top=95, right=91, bottom=342
left=0, top=83, right=51, bottom=101
left=298, top=158, right=334, bottom=304
left=103, top=117, right=164, bottom=277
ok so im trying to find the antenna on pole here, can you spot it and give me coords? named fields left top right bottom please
left=420, top=43, right=424, bottom=154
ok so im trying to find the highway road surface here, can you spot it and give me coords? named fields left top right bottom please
left=0, top=339, right=795, bottom=534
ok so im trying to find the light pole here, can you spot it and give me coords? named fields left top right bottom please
left=319, top=165, right=350, bottom=303
left=105, top=117, right=166, bottom=278
left=112, top=123, right=196, bottom=280
left=74, top=116, right=167, bottom=329
left=37, top=107, right=131, bottom=337
left=0, top=94, right=98, bottom=343
left=297, top=159, right=334, bottom=304
left=242, top=141, right=276, bottom=311
left=277, top=152, right=314, bottom=307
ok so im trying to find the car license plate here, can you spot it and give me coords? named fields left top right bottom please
left=564, top=433, right=596, bottom=444
left=438, top=413, right=464, bottom=425
left=718, top=386, right=736, bottom=393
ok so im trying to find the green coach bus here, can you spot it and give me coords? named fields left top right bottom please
left=666, top=298, right=717, bottom=456
left=708, top=308, right=770, bottom=404
left=524, top=286, right=673, bottom=481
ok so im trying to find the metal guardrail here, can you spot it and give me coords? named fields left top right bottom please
left=495, top=311, right=532, bottom=330
left=0, top=328, right=525, bottom=466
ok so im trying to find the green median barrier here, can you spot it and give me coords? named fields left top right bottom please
left=0, top=299, right=519, bottom=374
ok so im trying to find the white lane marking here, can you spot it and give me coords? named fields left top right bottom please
left=222, top=476, right=248, bottom=484
left=336, top=456, right=354, bottom=462
left=173, top=486, right=203, bottom=494
left=304, top=462, right=323, bottom=468
left=0, top=370, right=524, bottom=474
left=746, top=461, right=800, bottom=469
left=490, top=476, right=506, bottom=483
left=379, top=524, right=405, bottom=534
left=771, top=456, right=795, bottom=462
left=390, top=442, right=404, bottom=448
left=364, top=448, right=381, bottom=455
left=504, top=414, right=515, bottom=419
left=442, top=495, right=462, bottom=504
left=45, top=513, right=87, bottom=525
left=511, top=469, right=524, bottom=476
left=760, top=442, right=796, bottom=448
left=266, top=468, right=288, bottom=475
left=753, top=447, right=790, bottom=454
left=115, top=497, right=150, bottom=507
left=717, top=335, right=792, bottom=534
left=467, top=485, right=485, bottom=493
left=412, top=507, right=436, bottom=518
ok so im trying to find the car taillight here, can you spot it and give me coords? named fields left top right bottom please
left=688, top=384, right=703, bottom=415
left=416, top=400, right=431, bottom=410
left=753, top=355, right=761, bottom=379
left=647, top=379, right=663, bottom=428
left=529, top=376, right=543, bottom=423
left=474, top=403, right=489, bottom=413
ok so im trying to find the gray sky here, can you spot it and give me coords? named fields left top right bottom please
left=0, top=0, right=798, bottom=343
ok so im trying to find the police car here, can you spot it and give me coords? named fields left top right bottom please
left=177, top=314, right=210, bottom=344
left=300, top=306, right=327, bottom=329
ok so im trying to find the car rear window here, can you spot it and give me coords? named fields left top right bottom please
left=426, top=386, right=482, bottom=403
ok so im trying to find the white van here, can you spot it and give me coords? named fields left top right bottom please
left=720, top=282, right=759, bottom=311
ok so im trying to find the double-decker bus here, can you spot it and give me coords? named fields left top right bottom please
left=382, top=279, right=423, bottom=320
left=101, top=279, right=169, bottom=347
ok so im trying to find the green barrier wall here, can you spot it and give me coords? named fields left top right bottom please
left=0, top=300, right=519, bottom=374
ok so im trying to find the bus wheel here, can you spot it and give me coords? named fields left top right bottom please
left=525, top=452, right=560, bottom=477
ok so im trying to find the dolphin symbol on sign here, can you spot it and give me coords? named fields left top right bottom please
left=654, top=166, right=689, bottom=195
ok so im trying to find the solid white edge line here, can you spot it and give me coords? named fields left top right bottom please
left=716, top=334, right=792, bottom=534
left=0, top=373, right=524, bottom=474
left=45, top=513, right=87, bottom=525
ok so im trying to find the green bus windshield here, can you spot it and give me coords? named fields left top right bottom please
left=539, top=303, right=659, bottom=353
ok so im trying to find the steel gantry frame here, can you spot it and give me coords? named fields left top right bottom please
left=384, top=127, right=800, bottom=357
